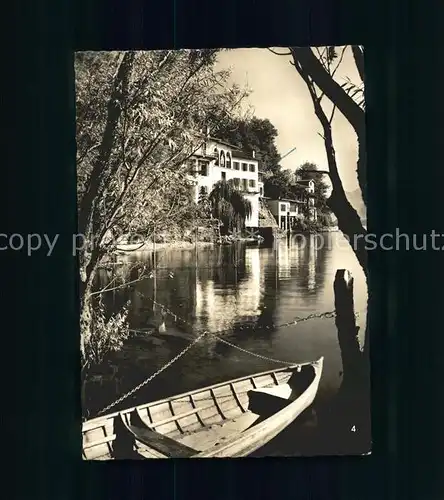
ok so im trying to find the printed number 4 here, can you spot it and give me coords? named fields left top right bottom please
left=351, top=425, right=356, bottom=432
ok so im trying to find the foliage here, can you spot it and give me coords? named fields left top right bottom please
left=76, top=49, right=248, bottom=366
left=212, top=106, right=333, bottom=228
left=262, top=168, right=294, bottom=199
left=82, top=295, right=130, bottom=369
left=340, top=77, right=365, bottom=110
left=291, top=213, right=331, bottom=233
left=208, top=180, right=252, bottom=235
left=214, top=117, right=281, bottom=173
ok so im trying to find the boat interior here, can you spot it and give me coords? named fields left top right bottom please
left=82, top=363, right=316, bottom=459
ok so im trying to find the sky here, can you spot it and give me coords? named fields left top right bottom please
left=214, top=47, right=362, bottom=193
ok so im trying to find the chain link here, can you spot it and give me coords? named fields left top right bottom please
left=96, top=330, right=208, bottom=416
left=209, top=335, right=297, bottom=365
left=206, top=310, right=337, bottom=365
left=145, top=298, right=338, bottom=335
left=93, top=298, right=364, bottom=418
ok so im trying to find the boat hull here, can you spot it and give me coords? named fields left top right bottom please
left=82, top=357, right=323, bottom=459
left=116, top=242, right=146, bottom=252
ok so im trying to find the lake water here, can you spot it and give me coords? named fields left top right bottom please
left=86, top=232, right=369, bottom=455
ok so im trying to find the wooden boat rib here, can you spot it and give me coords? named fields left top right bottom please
left=82, top=357, right=323, bottom=459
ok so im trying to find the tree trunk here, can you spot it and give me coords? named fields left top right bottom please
left=289, top=48, right=365, bottom=138
left=351, top=46, right=365, bottom=83
left=290, top=47, right=367, bottom=208
left=302, top=66, right=368, bottom=277
left=80, top=279, right=94, bottom=361
left=290, top=47, right=369, bottom=360
left=78, top=51, right=136, bottom=236
left=328, top=192, right=368, bottom=277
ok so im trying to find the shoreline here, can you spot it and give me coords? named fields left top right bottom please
left=115, top=240, right=215, bottom=253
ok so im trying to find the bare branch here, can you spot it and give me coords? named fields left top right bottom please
left=289, top=47, right=365, bottom=138
left=292, top=55, right=367, bottom=275
left=88, top=274, right=147, bottom=297
left=267, top=48, right=293, bottom=56
left=330, top=46, right=348, bottom=79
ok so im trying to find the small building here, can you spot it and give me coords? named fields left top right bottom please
left=295, top=179, right=315, bottom=194
left=264, top=179, right=318, bottom=231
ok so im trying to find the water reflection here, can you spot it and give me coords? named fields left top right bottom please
left=88, top=233, right=367, bottom=422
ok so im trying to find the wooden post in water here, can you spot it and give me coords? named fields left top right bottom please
left=334, top=269, right=363, bottom=388
left=333, top=269, right=371, bottom=453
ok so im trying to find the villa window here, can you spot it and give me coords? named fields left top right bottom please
left=226, top=153, right=232, bottom=168
left=249, top=164, right=255, bottom=172
left=242, top=179, right=248, bottom=191
left=233, top=178, right=240, bottom=188
left=242, top=163, right=248, bottom=172
left=260, top=187, right=263, bottom=196
left=213, top=148, right=219, bottom=165
left=187, top=159, right=197, bottom=175
left=280, top=203, right=287, bottom=212
left=221, top=171, right=226, bottom=180
left=233, top=161, right=240, bottom=170
left=202, top=142, right=207, bottom=156
left=198, top=160, right=209, bottom=176
left=248, top=179, right=256, bottom=188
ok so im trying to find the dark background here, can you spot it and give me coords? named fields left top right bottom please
left=6, top=0, right=444, bottom=498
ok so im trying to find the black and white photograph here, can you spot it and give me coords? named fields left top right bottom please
left=78, top=46, right=370, bottom=459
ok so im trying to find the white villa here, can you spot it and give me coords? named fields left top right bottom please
left=187, top=134, right=317, bottom=232
left=187, top=135, right=263, bottom=228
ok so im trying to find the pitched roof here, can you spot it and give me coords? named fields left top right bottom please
left=231, top=149, right=257, bottom=161
left=294, top=179, right=314, bottom=185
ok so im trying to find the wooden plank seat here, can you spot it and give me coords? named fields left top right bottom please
left=120, top=413, right=197, bottom=458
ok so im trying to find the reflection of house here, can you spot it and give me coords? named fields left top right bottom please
left=194, top=248, right=263, bottom=332
left=307, top=235, right=316, bottom=291
left=276, top=241, right=291, bottom=280
left=263, top=179, right=317, bottom=231
left=187, top=131, right=262, bottom=228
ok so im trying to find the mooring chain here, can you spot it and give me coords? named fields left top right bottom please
left=96, top=330, right=209, bottom=416
left=132, top=298, right=342, bottom=337
left=93, top=299, right=364, bottom=417
left=210, top=336, right=298, bottom=365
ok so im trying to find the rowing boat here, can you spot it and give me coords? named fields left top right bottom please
left=82, top=357, right=323, bottom=459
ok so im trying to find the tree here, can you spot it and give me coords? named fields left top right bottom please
left=208, top=180, right=252, bottom=235
left=214, top=117, right=282, bottom=173
left=273, top=47, right=370, bottom=450
left=284, top=46, right=367, bottom=277
left=295, top=162, right=330, bottom=196
left=262, top=168, right=295, bottom=199
left=76, top=49, right=248, bottom=383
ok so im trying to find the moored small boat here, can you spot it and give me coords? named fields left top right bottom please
left=116, top=242, right=147, bottom=252
left=82, top=357, right=323, bottom=459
